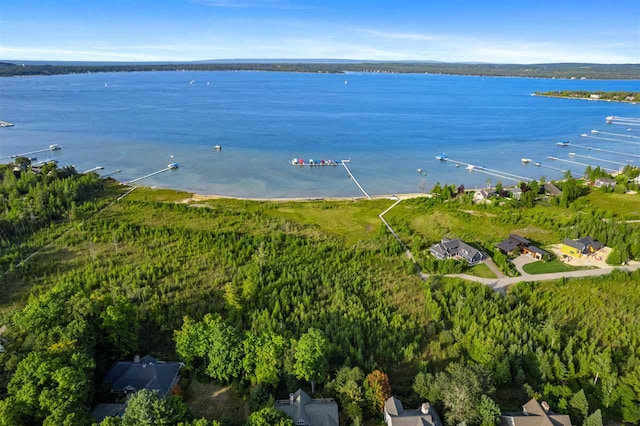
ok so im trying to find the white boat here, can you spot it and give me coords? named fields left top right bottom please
left=214, top=145, right=222, bottom=151
left=435, top=153, right=448, bottom=161
left=168, top=163, right=179, bottom=169
left=568, top=152, right=576, bottom=157
left=591, top=130, right=599, bottom=134
left=556, top=142, right=569, bottom=147
left=417, top=168, right=423, bottom=173
left=466, top=165, right=475, bottom=170
left=521, top=158, right=531, bottom=164
left=49, top=144, right=61, bottom=150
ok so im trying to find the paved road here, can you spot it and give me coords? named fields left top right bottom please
left=435, top=263, right=640, bottom=293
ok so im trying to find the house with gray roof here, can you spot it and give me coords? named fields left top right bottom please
left=430, top=238, right=486, bottom=265
left=496, top=235, right=550, bottom=261
left=384, top=396, right=442, bottom=426
left=560, top=236, right=604, bottom=258
left=500, top=398, right=571, bottom=426
left=275, top=389, right=339, bottom=426
left=543, top=183, right=562, bottom=196
left=90, top=403, right=126, bottom=422
left=103, top=355, right=183, bottom=398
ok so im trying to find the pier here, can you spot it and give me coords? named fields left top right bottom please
left=128, top=164, right=178, bottom=184
left=568, top=153, right=627, bottom=167
left=340, top=160, right=371, bottom=199
left=82, top=166, right=104, bottom=173
left=592, top=130, right=640, bottom=140
left=528, top=161, right=567, bottom=173
left=439, top=157, right=531, bottom=183
left=559, top=143, right=640, bottom=159
left=101, top=169, right=122, bottom=178
left=547, top=156, right=617, bottom=173
left=0, top=144, right=62, bottom=161
left=581, top=133, right=640, bottom=146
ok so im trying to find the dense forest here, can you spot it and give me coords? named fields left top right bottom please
left=1, top=61, right=639, bottom=79
left=0, top=162, right=639, bottom=425
left=535, top=91, right=640, bottom=102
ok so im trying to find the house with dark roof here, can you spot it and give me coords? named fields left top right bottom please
left=90, top=403, right=126, bottom=423
left=500, top=398, right=571, bottom=426
left=384, top=396, right=443, bottom=426
left=430, top=238, right=486, bottom=265
left=496, top=235, right=550, bottom=261
left=473, top=189, right=496, bottom=203
left=275, top=389, right=339, bottom=426
left=543, top=183, right=562, bottom=196
left=103, top=355, right=183, bottom=398
left=560, top=236, right=604, bottom=259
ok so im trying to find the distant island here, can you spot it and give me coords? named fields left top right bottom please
left=1, top=61, right=639, bottom=79
left=534, top=90, right=639, bottom=102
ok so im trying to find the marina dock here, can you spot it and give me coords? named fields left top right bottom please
left=82, top=166, right=104, bottom=174
left=101, top=169, right=122, bottom=178
left=582, top=133, right=640, bottom=146
left=558, top=143, right=640, bottom=159
left=568, top=152, right=627, bottom=167
left=0, top=144, right=62, bottom=161
left=437, top=156, right=531, bottom=183
left=547, top=156, right=617, bottom=173
left=128, top=164, right=178, bottom=184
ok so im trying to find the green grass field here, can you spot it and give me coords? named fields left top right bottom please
left=467, top=263, right=497, bottom=278
left=585, top=191, right=640, bottom=219
left=523, top=259, right=587, bottom=274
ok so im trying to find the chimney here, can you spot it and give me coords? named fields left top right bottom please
left=541, top=401, right=550, bottom=413
left=289, top=393, right=294, bottom=405
left=421, top=403, right=430, bottom=414
left=134, top=355, right=141, bottom=363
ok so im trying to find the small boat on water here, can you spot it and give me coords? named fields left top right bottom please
left=435, top=153, right=448, bottom=161
left=214, top=145, right=222, bottom=151
left=556, top=142, right=570, bottom=147
left=49, top=144, right=61, bottom=150
left=521, top=158, right=531, bottom=164
left=290, top=158, right=341, bottom=166
left=466, top=164, right=475, bottom=171
left=568, top=152, right=576, bottom=157
left=168, top=163, right=179, bottom=169
left=417, top=168, right=423, bottom=173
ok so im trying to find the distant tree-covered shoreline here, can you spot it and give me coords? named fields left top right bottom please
left=1, top=61, right=639, bottom=79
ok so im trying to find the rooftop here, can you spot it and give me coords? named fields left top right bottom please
left=103, top=355, right=183, bottom=398
left=275, top=389, right=339, bottom=426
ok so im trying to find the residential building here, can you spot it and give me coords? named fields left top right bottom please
left=543, top=183, right=562, bottom=196
left=500, top=398, right=571, bottom=426
left=560, top=236, right=604, bottom=258
left=275, top=389, right=339, bottom=426
left=496, top=235, right=550, bottom=261
left=508, top=187, right=523, bottom=199
left=430, top=238, right=486, bottom=265
left=473, top=189, right=496, bottom=203
left=384, top=396, right=443, bottom=426
left=103, top=355, right=183, bottom=398
left=594, top=177, right=616, bottom=188
left=91, top=403, right=126, bottom=423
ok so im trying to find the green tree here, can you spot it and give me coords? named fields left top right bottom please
left=245, top=407, right=293, bottom=426
left=569, top=389, right=589, bottom=423
left=583, top=409, right=603, bottom=426
left=477, top=394, right=501, bottom=426
left=243, top=331, right=286, bottom=386
left=174, top=314, right=244, bottom=382
left=363, top=370, right=392, bottom=416
left=292, top=328, right=329, bottom=393
left=120, top=390, right=189, bottom=426
left=329, top=367, right=364, bottom=424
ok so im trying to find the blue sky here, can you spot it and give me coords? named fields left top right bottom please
left=1, top=0, right=638, bottom=63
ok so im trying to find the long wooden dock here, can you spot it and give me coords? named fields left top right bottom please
left=560, top=143, right=640, bottom=159
left=128, top=165, right=177, bottom=184
left=439, top=157, right=531, bottom=183
left=0, top=145, right=61, bottom=161
left=341, top=160, right=371, bottom=199
left=583, top=134, right=640, bottom=146
left=547, top=156, right=617, bottom=173
left=568, top=152, right=627, bottom=167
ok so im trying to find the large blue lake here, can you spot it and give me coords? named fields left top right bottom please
left=0, top=71, right=638, bottom=197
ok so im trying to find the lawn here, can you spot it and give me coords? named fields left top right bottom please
left=523, top=259, right=587, bottom=274
left=467, top=263, right=497, bottom=278
left=183, top=380, right=247, bottom=423
left=585, top=191, right=640, bottom=219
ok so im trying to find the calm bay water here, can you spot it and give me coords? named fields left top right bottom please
left=0, top=71, right=638, bottom=197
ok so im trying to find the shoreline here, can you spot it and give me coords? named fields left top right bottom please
left=532, top=93, right=639, bottom=104
left=185, top=191, right=431, bottom=203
